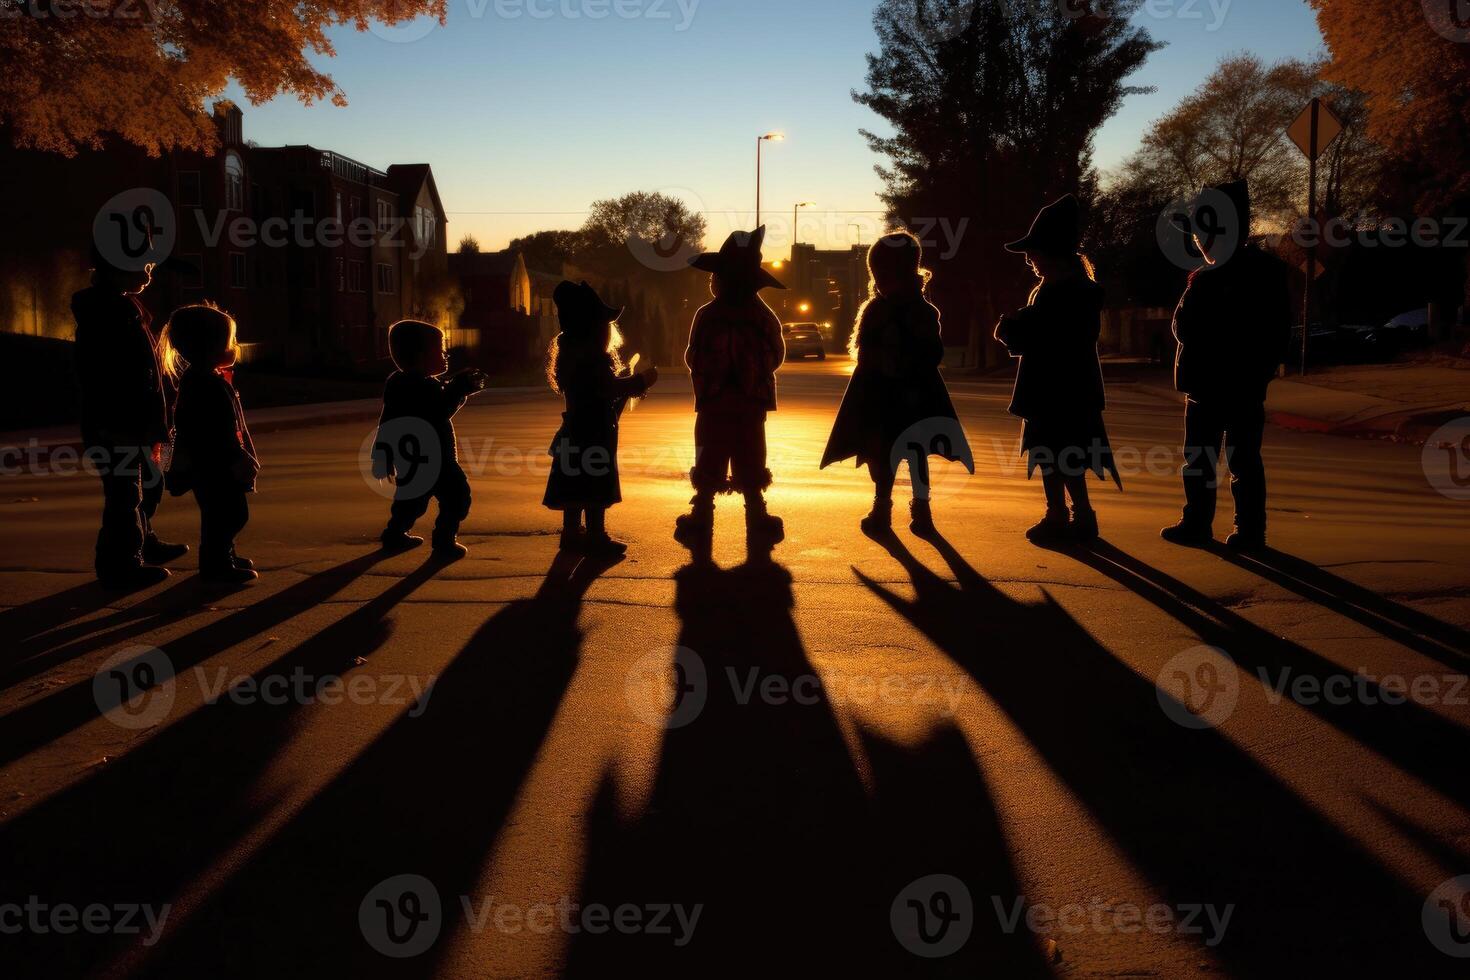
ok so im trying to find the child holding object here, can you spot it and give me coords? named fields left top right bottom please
left=373, top=320, right=489, bottom=561
left=543, top=280, right=659, bottom=557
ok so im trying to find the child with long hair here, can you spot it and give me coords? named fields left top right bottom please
left=160, top=303, right=260, bottom=584
left=821, top=232, right=973, bottom=535
left=994, top=195, right=1121, bottom=545
left=543, top=281, right=658, bottom=557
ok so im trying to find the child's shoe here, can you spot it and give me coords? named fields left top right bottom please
left=1225, top=527, right=1266, bottom=552
left=230, top=549, right=256, bottom=571
left=583, top=532, right=629, bottom=559
left=860, top=498, right=893, bottom=536
left=142, top=534, right=190, bottom=566
left=909, top=499, right=937, bottom=537
left=1069, top=508, right=1100, bottom=542
left=431, top=534, right=469, bottom=562
left=1160, top=520, right=1213, bottom=547
left=201, top=563, right=258, bottom=585
left=745, top=498, right=784, bottom=543
left=1025, top=509, right=1071, bottom=545
left=380, top=530, right=425, bottom=554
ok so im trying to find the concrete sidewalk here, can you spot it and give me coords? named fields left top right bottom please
left=1115, top=357, right=1470, bottom=443
left=1265, top=361, right=1470, bottom=442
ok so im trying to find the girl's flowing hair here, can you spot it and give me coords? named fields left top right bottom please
left=546, top=318, right=626, bottom=394
left=160, top=302, right=239, bottom=381
left=848, top=231, right=933, bottom=357
left=1027, top=252, right=1097, bottom=305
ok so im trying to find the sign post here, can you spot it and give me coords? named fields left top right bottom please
left=1287, top=98, right=1344, bottom=375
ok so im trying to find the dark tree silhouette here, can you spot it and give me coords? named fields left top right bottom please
left=854, top=0, right=1160, bottom=361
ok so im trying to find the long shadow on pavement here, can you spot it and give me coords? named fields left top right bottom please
left=855, top=532, right=1449, bottom=976
left=1068, top=540, right=1470, bottom=814
left=119, top=552, right=619, bottom=979
left=0, top=550, right=435, bottom=978
left=567, top=538, right=1051, bottom=978
left=1210, top=545, right=1470, bottom=667
left=0, top=552, right=395, bottom=766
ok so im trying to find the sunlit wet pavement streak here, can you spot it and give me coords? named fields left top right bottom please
left=0, top=358, right=1467, bottom=977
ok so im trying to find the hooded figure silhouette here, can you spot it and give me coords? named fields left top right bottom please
left=677, top=227, right=788, bottom=545
left=1160, top=179, right=1292, bottom=552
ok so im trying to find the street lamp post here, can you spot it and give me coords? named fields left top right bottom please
left=792, top=201, right=815, bottom=261
left=755, top=132, right=784, bottom=228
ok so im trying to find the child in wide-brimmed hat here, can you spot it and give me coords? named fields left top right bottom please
left=994, top=194, right=1121, bottom=545
left=543, top=280, right=659, bottom=557
left=676, top=226, right=788, bottom=547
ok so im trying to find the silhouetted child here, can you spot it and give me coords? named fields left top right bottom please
left=73, top=239, right=190, bottom=588
left=676, top=227, right=787, bottom=545
left=373, top=320, right=488, bottom=560
left=995, top=195, right=1121, bottom=545
left=543, top=281, right=659, bottom=557
left=160, top=304, right=260, bottom=584
left=821, top=232, right=973, bottom=536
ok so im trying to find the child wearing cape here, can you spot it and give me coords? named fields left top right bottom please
left=994, top=195, right=1122, bottom=544
left=543, top=281, right=659, bottom=557
left=821, top=232, right=974, bottom=535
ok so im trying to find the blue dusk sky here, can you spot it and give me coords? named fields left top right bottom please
left=224, top=0, right=1325, bottom=253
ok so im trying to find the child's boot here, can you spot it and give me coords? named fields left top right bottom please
left=1069, top=507, right=1100, bottom=542
left=674, top=495, right=715, bottom=545
left=201, top=556, right=258, bottom=585
left=1025, top=508, right=1071, bottom=545
left=431, top=530, right=468, bottom=562
left=745, top=495, right=784, bottom=543
left=380, top=529, right=425, bottom=553
left=230, top=548, right=256, bottom=571
left=142, top=533, right=190, bottom=566
left=909, top=499, right=937, bottom=537
left=860, top=497, right=893, bottom=536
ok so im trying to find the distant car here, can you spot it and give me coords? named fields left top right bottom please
left=782, top=322, right=826, bottom=360
left=1368, top=308, right=1431, bottom=352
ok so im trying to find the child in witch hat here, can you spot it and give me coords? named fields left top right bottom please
left=676, top=226, right=788, bottom=546
left=543, top=280, right=659, bottom=557
left=994, top=194, right=1121, bottom=545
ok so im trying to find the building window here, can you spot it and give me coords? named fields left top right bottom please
left=335, top=191, right=343, bottom=224
left=224, top=153, right=245, bottom=211
left=178, top=253, right=204, bottom=290
left=349, top=196, right=361, bottom=223
left=349, top=260, right=365, bottom=293
left=377, top=199, right=392, bottom=235
left=179, top=172, right=202, bottom=208
left=230, top=252, right=246, bottom=289
left=376, top=263, right=396, bottom=294
left=415, top=206, right=436, bottom=250
left=336, top=257, right=346, bottom=292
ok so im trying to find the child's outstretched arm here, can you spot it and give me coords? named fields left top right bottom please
left=441, top=369, right=489, bottom=417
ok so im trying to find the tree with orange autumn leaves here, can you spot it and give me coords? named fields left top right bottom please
left=0, top=0, right=445, bottom=156
left=1310, top=0, right=1470, bottom=211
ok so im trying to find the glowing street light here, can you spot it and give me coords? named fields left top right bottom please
left=792, top=201, right=816, bottom=260
left=756, top=131, right=785, bottom=228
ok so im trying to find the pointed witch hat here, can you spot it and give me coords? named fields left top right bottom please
left=689, top=226, right=786, bottom=290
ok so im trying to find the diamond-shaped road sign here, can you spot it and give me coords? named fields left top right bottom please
left=1288, top=99, right=1344, bottom=161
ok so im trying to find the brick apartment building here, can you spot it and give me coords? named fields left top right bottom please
left=0, top=103, right=449, bottom=376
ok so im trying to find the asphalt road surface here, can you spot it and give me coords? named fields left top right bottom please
left=1, top=358, right=1467, bottom=978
